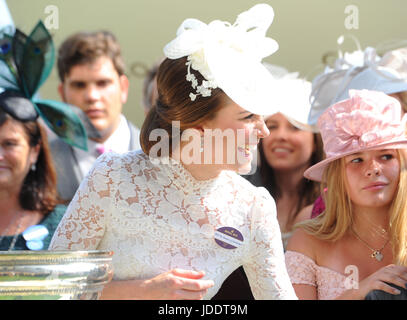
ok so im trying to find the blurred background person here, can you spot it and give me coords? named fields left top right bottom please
left=248, top=69, right=324, bottom=247
left=0, top=94, right=64, bottom=250
left=0, top=21, right=90, bottom=250
left=50, top=30, right=141, bottom=203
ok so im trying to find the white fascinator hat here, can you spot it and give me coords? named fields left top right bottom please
left=331, top=47, right=407, bottom=102
left=163, top=4, right=280, bottom=116
left=263, top=63, right=314, bottom=132
left=309, top=41, right=407, bottom=128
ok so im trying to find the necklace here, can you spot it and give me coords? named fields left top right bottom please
left=0, top=212, right=22, bottom=251
left=351, top=228, right=389, bottom=262
left=361, top=215, right=388, bottom=239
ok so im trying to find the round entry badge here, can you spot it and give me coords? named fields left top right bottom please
left=22, top=225, right=49, bottom=251
left=214, top=226, right=244, bottom=249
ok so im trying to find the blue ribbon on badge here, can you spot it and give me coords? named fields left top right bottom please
left=22, top=225, right=49, bottom=250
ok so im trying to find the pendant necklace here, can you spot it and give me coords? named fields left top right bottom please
left=351, top=228, right=389, bottom=262
left=0, top=212, right=22, bottom=251
left=362, top=215, right=388, bottom=240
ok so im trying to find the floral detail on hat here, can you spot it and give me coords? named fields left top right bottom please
left=320, top=90, right=406, bottom=158
left=333, top=109, right=403, bottom=153
left=163, top=4, right=278, bottom=106
left=185, top=53, right=218, bottom=101
left=304, top=89, right=407, bottom=182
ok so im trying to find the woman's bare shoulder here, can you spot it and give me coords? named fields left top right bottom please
left=286, top=225, right=324, bottom=261
left=293, top=205, right=313, bottom=225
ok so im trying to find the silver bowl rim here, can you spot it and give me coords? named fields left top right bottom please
left=0, top=250, right=113, bottom=264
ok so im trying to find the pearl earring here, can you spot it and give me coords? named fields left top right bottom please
left=31, top=163, right=36, bottom=171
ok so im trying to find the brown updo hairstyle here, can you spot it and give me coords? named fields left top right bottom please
left=0, top=111, right=59, bottom=214
left=140, top=57, right=227, bottom=156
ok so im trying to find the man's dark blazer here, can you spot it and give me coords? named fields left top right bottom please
left=365, top=282, right=407, bottom=300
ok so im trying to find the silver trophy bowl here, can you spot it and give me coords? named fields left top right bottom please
left=0, top=250, right=113, bottom=300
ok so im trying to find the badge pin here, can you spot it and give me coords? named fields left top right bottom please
left=214, top=226, right=244, bottom=249
left=22, top=225, right=49, bottom=251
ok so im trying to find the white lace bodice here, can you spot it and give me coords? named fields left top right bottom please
left=49, top=151, right=297, bottom=300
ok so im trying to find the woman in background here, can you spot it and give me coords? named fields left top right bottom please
left=247, top=75, right=323, bottom=247
left=0, top=21, right=91, bottom=250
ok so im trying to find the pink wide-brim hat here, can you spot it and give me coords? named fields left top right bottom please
left=304, top=89, right=407, bottom=182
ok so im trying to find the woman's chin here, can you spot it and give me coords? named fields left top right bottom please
left=236, top=159, right=253, bottom=175
left=235, top=148, right=256, bottom=174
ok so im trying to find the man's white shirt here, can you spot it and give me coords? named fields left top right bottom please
left=74, top=114, right=132, bottom=177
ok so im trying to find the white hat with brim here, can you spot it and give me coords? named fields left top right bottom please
left=262, top=64, right=316, bottom=131
left=333, top=67, right=407, bottom=103
left=276, top=78, right=315, bottom=131
left=309, top=47, right=407, bottom=128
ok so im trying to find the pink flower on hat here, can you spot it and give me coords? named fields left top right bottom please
left=319, top=89, right=405, bottom=158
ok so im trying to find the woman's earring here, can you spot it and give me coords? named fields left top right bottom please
left=31, top=163, right=36, bottom=171
left=200, top=136, right=204, bottom=153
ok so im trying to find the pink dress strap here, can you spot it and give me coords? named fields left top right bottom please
left=285, top=250, right=317, bottom=287
left=285, top=250, right=349, bottom=300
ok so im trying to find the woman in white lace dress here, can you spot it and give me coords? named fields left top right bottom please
left=49, top=4, right=297, bottom=300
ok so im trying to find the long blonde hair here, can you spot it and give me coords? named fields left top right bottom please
left=296, top=149, right=407, bottom=266
left=389, top=149, right=407, bottom=265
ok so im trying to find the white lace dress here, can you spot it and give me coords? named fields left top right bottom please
left=49, top=150, right=297, bottom=300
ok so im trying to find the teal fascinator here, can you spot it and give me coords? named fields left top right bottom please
left=0, top=21, right=99, bottom=150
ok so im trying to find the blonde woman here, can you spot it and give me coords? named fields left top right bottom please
left=297, top=46, right=407, bottom=222
left=286, top=89, right=407, bottom=300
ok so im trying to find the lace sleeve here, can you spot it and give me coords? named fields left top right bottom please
left=243, top=187, right=298, bottom=300
left=285, top=250, right=317, bottom=286
left=49, top=153, right=117, bottom=250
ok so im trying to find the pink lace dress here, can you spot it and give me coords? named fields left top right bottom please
left=49, top=150, right=297, bottom=300
left=285, top=250, right=348, bottom=300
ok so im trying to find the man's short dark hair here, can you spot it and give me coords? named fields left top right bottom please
left=57, top=30, right=125, bottom=81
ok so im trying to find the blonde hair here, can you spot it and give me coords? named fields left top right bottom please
left=389, top=149, right=407, bottom=265
left=296, top=149, right=407, bottom=266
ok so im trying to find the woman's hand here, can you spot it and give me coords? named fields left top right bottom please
left=140, top=269, right=215, bottom=300
left=338, top=264, right=407, bottom=299
left=100, top=268, right=215, bottom=300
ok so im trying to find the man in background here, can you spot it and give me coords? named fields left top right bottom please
left=50, top=30, right=141, bottom=202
